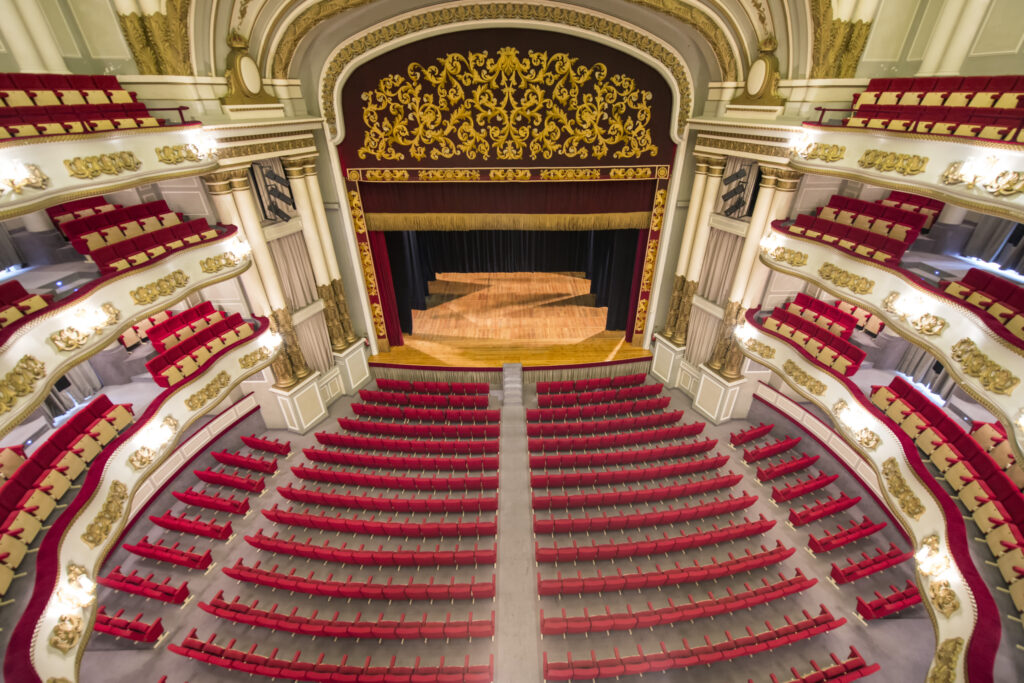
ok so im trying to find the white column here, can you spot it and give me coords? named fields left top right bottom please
left=726, top=171, right=778, bottom=305
left=12, top=0, right=68, bottom=73
left=742, top=174, right=801, bottom=309
left=935, top=0, right=993, bottom=75
left=304, top=167, right=343, bottom=281
left=0, top=0, right=47, bottom=72
left=682, top=158, right=727, bottom=284
left=918, top=0, right=967, bottom=75
left=205, top=184, right=272, bottom=316
left=231, top=177, right=288, bottom=312
left=672, top=161, right=710, bottom=279
left=283, top=159, right=331, bottom=286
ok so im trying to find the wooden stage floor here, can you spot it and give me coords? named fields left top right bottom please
left=369, top=272, right=651, bottom=368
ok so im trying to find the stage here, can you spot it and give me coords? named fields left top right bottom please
left=368, top=272, right=652, bottom=369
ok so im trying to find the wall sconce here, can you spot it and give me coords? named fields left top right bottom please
left=50, top=303, right=121, bottom=352
left=0, top=158, right=49, bottom=197
left=189, top=132, right=220, bottom=160
left=882, top=291, right=947, bottom=336
left=832, top=399, right=881, bottom=450
left=267, top=331, right=283, bottom=349
left=789, top=131, right=815, bottom=157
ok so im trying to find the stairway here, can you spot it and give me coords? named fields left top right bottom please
left=502, top=362, right=522, bottom=405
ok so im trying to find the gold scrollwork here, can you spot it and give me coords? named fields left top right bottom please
left=928, top=580, right=960, bottom=618
left=50, top=303, right=121, bottom=351
left=416, top=169, right=481, bottom=182
left=81, top=480, right=128, bottom=548
left=128, top=446, right=156, bottom=471
left=199, top=252, right=241, bottom=273
left=359, top=47, right=658, bottom=163
left=362, top=169, right=410, bottom=182
left=129, top=270, right=189, bottom=305
left=64, top=152, right=142, bottom=180
left=488, top=169, right=531, bottom=181
left=609, top=167, right=654, bottom=179
left=782, top=359, right=827, bottom=395
left=796, top=142, right=845, bottom=162
left=0, top=163, right=49, bottom=196
left=370, top=302, right=386, bottom=338
left=818, top=262, right=874, bottom=294
left=927, top=637, right=964, bottom=683
left=856, top=149, right=928, bottom=176
left=0, top=355, right=46, bottom=416
left=184, top=371, right=231, bottom=411
left=941, top=159, right=1024, bottom=197
left=48, top=614, right=83, bottom=654
left=881, top=291, right=947, bottom=335
left=539, top=168, right=602, bottom=181
left=950, top=338, right=1019, bottom=395
left=881, top=458, right=925, bottom=520
left=239, top=347, right=272, bottom=369
left=155, top=144, right=202, bottom=165
left=743, top=338, right=776, bottom=359
left=767, top=246, right=808, bottom=267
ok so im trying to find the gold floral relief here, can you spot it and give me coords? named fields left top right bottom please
left=942, top=160, right=1024, bottom=198
left=362, top=169, right=410, bottom=182
left=881, top=291, right=947, bottom=336
left=766, top=246, right=808, bottom=267
left=129, top=270, right=189, bottom=305
left=239, top=347, right=272, bottom=369
left=199, top=253, right=241, bottom=274
left=184, top=371, right=231, bottom=411
left=50, top=303, right=120, bottom=351
left=928, top=579, right=960, bottom=618
left=881, top=458, right=925, bottom=520
left=818, top=262, right=874, bottom=294
left=417, top=169, right=481, bottom=182
left=743, top=338, right=776, bottom=359
left=370, top=303, right=387, bottom=338
left=950, top=338, right=1019, bottom=395
left=0, top=163, right=48, bottom=197
left=539, top=168, right=603, bottom=181
left=0, top=355, right=46, bottom=416
left=782, top=359, right=827, bottom=395
left=857, top=149, right=928, bottom=176
left=81, top=480, right=128, bottom=548
left=155, top=144, right=202, bottom=165
left=927, top=637, right=964, bottom=683
left=48, top=614, right=83, bottom=654
left=358, top=47, right=658, bottom=163
left=64, top=152, right=142, bottom=180
left=609, top=167, right=655, bottom=179
left=795, top=142, right=845, bottom=163
left=488, top=169, right=532, bottom=181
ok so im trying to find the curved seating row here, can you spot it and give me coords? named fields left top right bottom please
left=375, top=379, right=489, bottom=395
left=528, top=397, right=670, bottom=423
left=529, top=438, right=716, bottom=470
left=940, top=267, right=1024, bottom=342
left=762, top=307, right=864, bottom=376
left=97, top=565, right=189, bottom=604
left=527, top=411, right=682, bottom=437
left=172, top=487, right=250, bottom=515
left=123, top=536, right=212, bottom=570
left=537, top=541, right=795, bottom=595
left=242, top=434, right=291, bottom=455
left=788, top=493, right=861, bottom=527
left=90, top=218, right=220, bottom=273
left=540, top=569, right=815, bottom=635
left=147, top=300, right=224, bottom=352
left=170, top=631, right=494, bottom=682
left=358, top=390, right=488, bottom=409
left=212, top=449, right=277, bottom=473
left=743, top=435, right=801, bottom=462
left=291, top=465, right=498, bottom=492
left=338, top=418, right=499, bottom=439
left=200, top=590, right=494, bottom=639
left=757, top=453, right=820, bottom=482
left=757, top=647, right=880, bottom=683
left=539, top=384, right=662, bottom=408
left=145, top=311, right=254, bottom=387
left=533, top=492, right=756, bottom=533
left=277, top=484, right=498, bottom=513
left=94, top=606, right=164, bottom=642
left=223, top=558, right=496, bottom=601
left=304, top=447, right=498, bottom=472
left=879, top=191, right=943, bottom=229
left=149, top=509, right=232, bottom=540
left=808, top=517, right=887, bottom=553
left=0, top=280, right=52, bottom=328
left=833, top=298, right=885, bottom=336
left=316, top=432, right=499, bottom=455
left=530, top=452, right=727, bottom=489
left=352, top=404, right=500, bottom=423
left=537, top=373, right=647, bottom=394
left=244, top=529, right=497, bottom=567
left=729, top=422, right=773, bottom=446
left=194, top=466, right=264, bottom=492
left=262, top=505, right=497, bottom=538
left=68, top=200, right=181, bottom=254
left=532, top=471, right=743, bottom=510
left=535, top=515, right=775, bottom=563
left=829, top=544, right=911, bottom=584
left=771, top=471, right=838, bottom=503
left=786, top=292, right=857, bottom=339
left=528, top=422, right=704, bottom=453
left=855, top=580, right=921, bottom=620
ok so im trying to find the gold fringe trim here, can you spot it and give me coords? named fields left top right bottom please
left=364, top=211, right=651, bottom=232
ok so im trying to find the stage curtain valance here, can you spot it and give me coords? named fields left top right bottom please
left=365, top=211, right=650, bottom=232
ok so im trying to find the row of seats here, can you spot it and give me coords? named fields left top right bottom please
left=757, top=647, right=880, bottom=683
left=200, top=590, right=494, bottom=639
left=855, top=580, right=921, bottom=620
left=262, top=504, right=497, bottom=538
left=91, top=218, right=221, bottom=273
left=338, top=417, right=499, bottom=439
left=304, top=446, right=497, bottom=473
left=743, top=435, right=801, bottom=463
left=540, top=569, right=815, bottom=635
left=528, top=398, right=671, bottom=423
left=277, top=483, right=498, bottom=513
left=358, top=389, right=488, bottom=409
left=788, top=493, right=861, bottom=527
left=940, top=267, right=1024, bottom=343
left=291, top=464, right=498, bottom=491
left=65, top=200, right=181, bottom=252
left=352, top=404, right=500, bottom=423
left=833, top=299, right=885, bottom=336
left=212, top=449, right=277, bottom=473
left=532, top=471, right=743, bottom=510
left=527, top=411, right=682, bottom=437
left=537, top=373, right=647, bottom=394
left=145, top=311, right=255, bottom=387
left=242, top=434, right=291, bottom=455
left=762, top=307, right=864, bottom=376
left=0, top=279, right=52, bottom=329
left=118, top=309, right=173, bottom=349
left=756, top=453, right=820, bottom=482
left=537, top=541, right=795, bottom=595
left=854, top=76, right=1024, bottom=109
left=829, top=544, right=911, bottom=584
left=244, top=529, right=498, bottom=567
left=879, top=191, right=943, bottom=230
left=729, top=422, right=773, bottom=446
left=787, top=214, right=907, bottom=266
left=194, top=466, right=265, bottom=492
left=844, top=105, right=1024, bottom=142
left=786, top=292, right=858, bottom=339
left=529, top=438, right=717, bottom=470
left=808, top=517, right=887, bottom=553
left=149, top=509, right=232, bottom=540
left=528, top=422, right=705, bottom=453
left=148, top=301, right=226, bottom=352
left=375, top=378, right=489, bottom=394
left=534, top=515, right=775, bottom=563
left=94, top=606, right=164, bottom=642
left=123, top=536, right=213, bottom=570
left=223, top=558, right=496, bottom=601
left=97, top=565, right=190, bottom=604
left=771, top=471, right=838, bottom=503
left=173, top=487, right=250, bottom=515
left=533, top=492, right=757, bottom=533
left=539, top=383, right=662, bottom=407
left=542, top=605, right=846, bottom=680
left=0, top=102, right=165, bottom=139
left=316, top=432, right=499, bottom=455
left=170, top=632, right=494, bottom=682
left=0, top=73, right=135, bottom=107
left=530, top=452, right=728, bottom=489
left=819, top=195, right=927, bottom=239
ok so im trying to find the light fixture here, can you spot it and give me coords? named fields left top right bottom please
left=267, top=331, right=283, bottom=349
left=188, top=131, right=219, bottom=160
left=832, top=399, right=881, bottom=450
left=959, top=155, right=1001, bottom=189
left=789, top=131, right=815, bottom=157
left=51, top=563, right=95, bottom=614
left=916, top=535, right=953, bottom=580
left=734, top=322, right=756, bottom=343
left=0, top=158, right=49, bottom=197
left=760, top=231, right=784, bottom=253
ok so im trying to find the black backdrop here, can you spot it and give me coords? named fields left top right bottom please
left=384, top=230, right=642, bottom=334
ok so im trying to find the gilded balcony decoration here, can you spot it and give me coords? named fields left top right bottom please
left=609, top=167, right=654, bottom=179
left=362, top=169, right=410, bottom=182
left=489, top=169, right=532, bottom=181
left=794, top=141, right=845, bottom=163
left=417, top=169, right=481, bottom=182
left=239, top=347, right=272, bottom=369
left=927, top=637, right=963, bottom=683
left=743, top=338, right=776, bottom=359
left=766, top=246, right=808, bottom=267
left=881, top=458, right=925, bottom=520
left=127, top=416, right=179, bottom=471
left=81, top=481, right=128, bottom=548
left=358, top=47, right=658, bottom=163
left=941, top=159, right=1024, bottom=198
left=540, top=168, right=603, bottom=181
left=856, top=149, right=928, bottom=176
left=0, top=163, right=49, bottom=197
left=199, top=253, right=241, bottom=274
left=950, top=338, right=1019, bottom=396
left=64, top=152, right=142, bottom=180
left=48, top=614, right=83, bottom=654
left=882, top=291, right=947, bottom=336
left=50, top=303, right=121, bottom=351
left=0, top=356, right=46, bottom=416
left=782, top=359, right=827, bottom=395
left=818, top=263, right=873, bottom=294
left=928, top=580, right=960, bottom=618
left=155, top=144, right=203, bottom=165
left=184, top=371, right=232, bottom=411
left=129, top=270, right=190, bottom=305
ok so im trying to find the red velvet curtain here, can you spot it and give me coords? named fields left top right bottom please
left=623, top=230, right=648, bottom=342
left=368, top=231, right=404, bottom=347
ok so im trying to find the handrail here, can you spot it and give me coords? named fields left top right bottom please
left=805, top=105, right=1024, bottom=146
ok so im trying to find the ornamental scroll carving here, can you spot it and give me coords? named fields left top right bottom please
left=927, top=637, right=964, bottom=683
left=81, top=481, right=127, bottom=548
left=857, top=149, right=928, bottom=176
left=129, top=270, right=189, bottom=305
left=743, top=339, right=775, bottom=359
left=0, top=163, right=48, bottom=197
left=818, top=263, right=874, bottom=294
left=64, top=152, right=142, bottom=180
left=766, top=246, right=808, bottom=267
left=881, top=458, right=924, bottom=520
left=358, top=47, right=658, bottom=163
left=199, top=253, right=241, bottom=273
left=50, top=303, right=121, bottom=352
left=184, top=371, right=231, bottom=411
left=0, top=355, right=46, bottom=416
left=950, top=338, right=1018, bottom=395
left=782, top=359, right=826, bottom=396
left=48, top=614, right=83, bottom=654
left=239, top=347, right=272, bottom=369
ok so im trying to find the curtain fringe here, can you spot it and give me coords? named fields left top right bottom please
left=365, top=211, right=651, bottom=232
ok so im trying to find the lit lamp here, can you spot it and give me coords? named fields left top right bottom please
left=0, top=158, right=48, bottom=197
left=789, top=131, right=816, bottom=158
left=833, top=399, right=881, bottom=450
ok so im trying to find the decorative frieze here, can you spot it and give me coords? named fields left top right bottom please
left=857, top=149, right=928, bottom=176
left=950, top=338, right=1019, bottom=395
left=64, top=152, right=142, bottom=180
left=818, top=262, right=873, bottom=294
left=184, top=371, right=232, bottom=411
left=782, top=359, right=826, bottom=395
left=129, top=270, right=189, bottom=305
left=81, top=481, right=128, bottom=548
left=0, top=355, right=47, bottom=416
left=881, top=458, right=924, bottom=520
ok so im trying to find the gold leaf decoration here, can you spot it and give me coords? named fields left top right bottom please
left=782, top=359, right=827, bottom=395
left=155, top=144, right=202, bottom=165
left=50, top=303, right=121, bottom=351
left=881, top=458, right=924, bottom=520
left=417, top=169, right=481, bottom=182
left=81, top=481, right=128, bottom=548
left=362, top=169, right=410, bottom=181
left=129, top=270, right=189, bottom=305
left=881, top=291, right=946, bottom=335
left=184, top=371, right=231, bottom=411
left=239, top=347, right=272, bottom=369
left=128, top=446, right=156, bottom=471
left=941, top=160, right=1024, bottom=197
left=632, top=188, right=668, bottom=336
left=950, top=338, right=1019, bottom=395
left=609, top=167, right=654, bottom=179
left=0, top=355, right=46, bottom=416
left=0, top=163, right=49, bottom=196
left=818, top=263, right=874, bottom=294
left=539, top=168, right=602, bottom=181
left=767, top=246, right=808, bottom=267
left=64, top=152, right=142, bottom=180
left=199, top=253, right=241, bottom=274
left=359, top=47, right=658, bottom=163
left=927, top=637, right=964, bottom=683
left=48, top=614, right=83, bottom=654
left=796, top=142, right=845, bottom=162
left=488, top=169, right=532, bottom=181
left=857, top=149, right=928, bottom=176
left=928, top=579, right=960, bottom=618
left=743, top=338, right=776, bottom=359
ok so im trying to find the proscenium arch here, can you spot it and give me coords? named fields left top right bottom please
left=314, top=2, right=698, bottom=146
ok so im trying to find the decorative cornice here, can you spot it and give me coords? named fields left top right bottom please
left=216, top=136, right=317, bottom=161
left=695, top=134, right=789, bottom=159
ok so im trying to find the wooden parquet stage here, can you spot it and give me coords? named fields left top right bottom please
left=369, top=272, right=652, bottom=368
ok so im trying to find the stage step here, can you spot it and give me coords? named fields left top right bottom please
left=503, top=363, right=523, bottom=406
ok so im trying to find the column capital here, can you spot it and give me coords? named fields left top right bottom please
left=282, top=154, right=319, bottom=178
left=202, top=167, right=250, bottom=193
left=702, top=154, right=728, bottom=177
